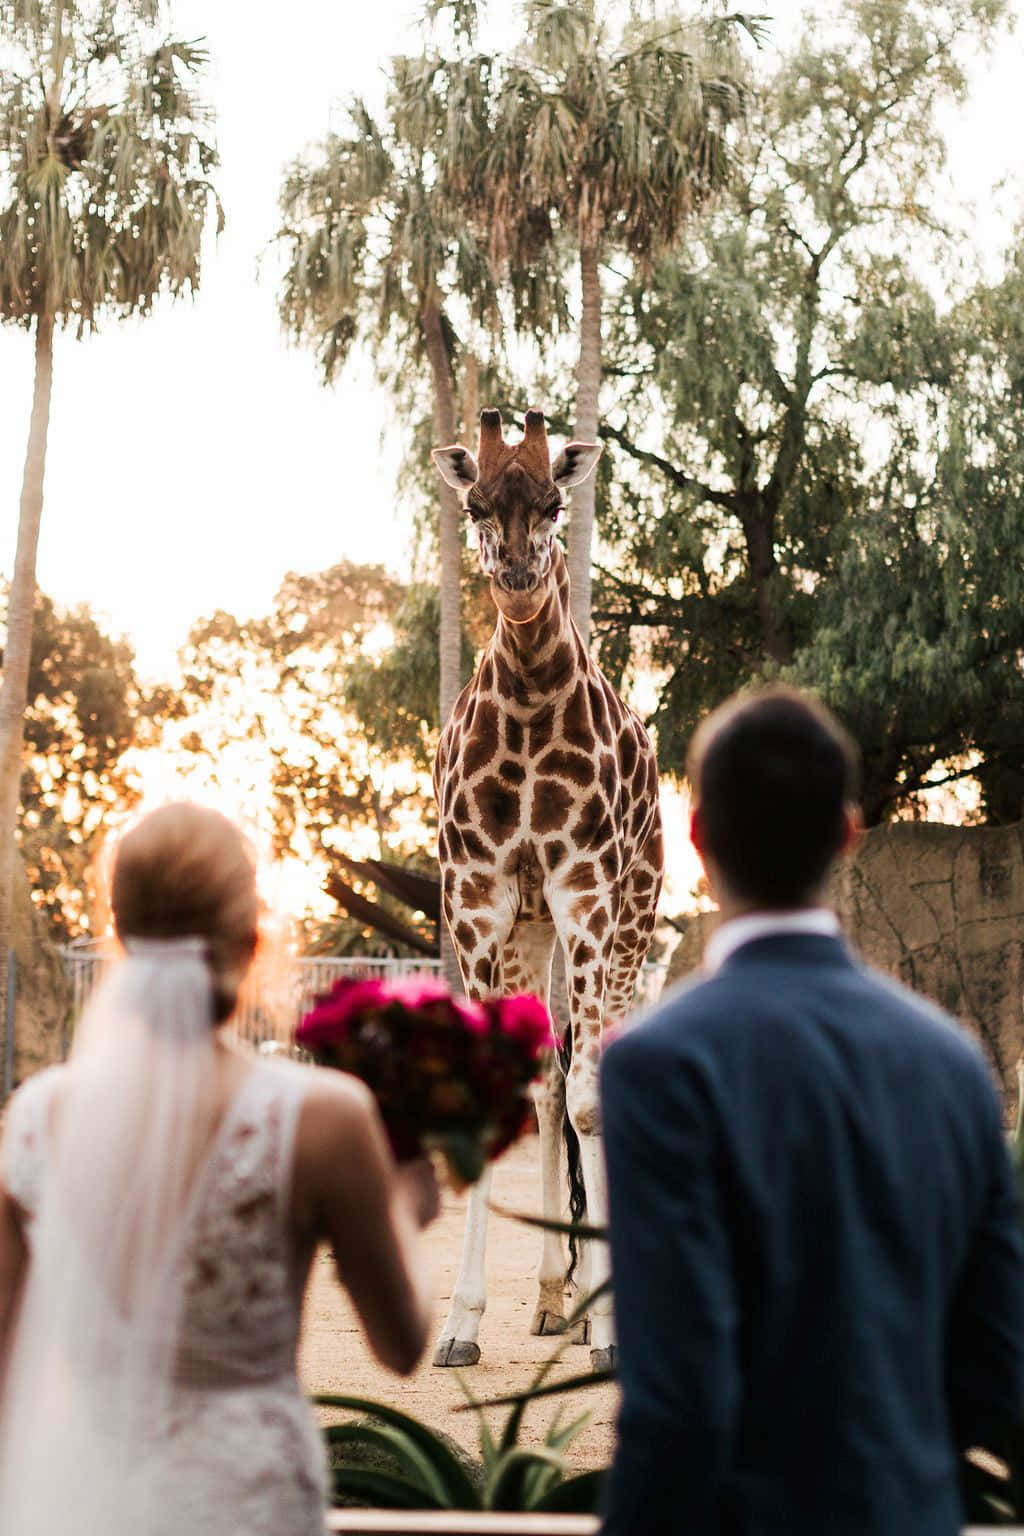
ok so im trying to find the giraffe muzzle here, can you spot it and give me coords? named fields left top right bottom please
left=498, top=565, right=539, bottom=593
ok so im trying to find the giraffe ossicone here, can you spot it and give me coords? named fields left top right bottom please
left=432, top=406, right=664, bottom=1371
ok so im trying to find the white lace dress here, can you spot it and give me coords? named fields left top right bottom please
left=2, top=1058, right=328, bottom=1536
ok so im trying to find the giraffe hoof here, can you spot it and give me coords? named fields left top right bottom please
left=590, top=1345, right=616, bottom=1373
left=530, top=1308, right=568, bottom=1337
left=568, top=1316, right=591, bottom=1345
left=433, top=1338, right=481, bottom=1367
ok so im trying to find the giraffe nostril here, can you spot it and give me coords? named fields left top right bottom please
left=500, top=566, right=537, bottom=593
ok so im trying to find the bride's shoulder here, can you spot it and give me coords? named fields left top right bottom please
left=289, top=1062, right=381, bottom=1168
left=250, top=1051, right=373, bottom=1127
left=1, top=1064, right=64, bottom=1139
left=1, top=1064, right=64, bottom=1209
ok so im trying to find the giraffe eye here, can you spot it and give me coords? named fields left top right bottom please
left=548, top=504, right=563, bottom=522
left=467, top=500, right=487, bottom=523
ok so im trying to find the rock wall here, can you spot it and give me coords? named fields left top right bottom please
left=665, top=821, right=1024, bottom=1101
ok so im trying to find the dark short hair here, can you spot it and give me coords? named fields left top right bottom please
left=687, top=686, right=860, bottom=909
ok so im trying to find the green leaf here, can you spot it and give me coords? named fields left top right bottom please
left=486, top=1446, right=567, bottom=1511
left=532, top=1468, right=608, bottom=1514
left=454, top=1372, right=499, bottom=1477
left=314, top=1394, right=481, bottom=1508
left=565, top=1278, right=612, bottom=1328
left=323, top=1422, right=449, bottom=1506
left=462, top=1367, right=616, bottom=1412
left=545, top=1409, right=593, bottom=1452
left=432, top=1129, right=486, bottom=1186
left=330, top=1465, right=432, bottom=1509
left=490, top=1204, right=609, bottom=1242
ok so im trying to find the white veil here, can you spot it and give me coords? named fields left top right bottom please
left=0, top=937, right=220, bottom=1536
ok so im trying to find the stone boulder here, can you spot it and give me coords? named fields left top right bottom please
left=665, top=822, right=1024, bottom=1101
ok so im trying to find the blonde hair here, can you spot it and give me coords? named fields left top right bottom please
left=111, top=803, right=259, bottom=1024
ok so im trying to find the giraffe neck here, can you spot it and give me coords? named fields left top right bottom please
left=489, top=544, right=587, bottom=715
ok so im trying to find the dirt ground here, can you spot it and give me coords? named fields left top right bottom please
left=299, top=1135, right=619, bottom=1472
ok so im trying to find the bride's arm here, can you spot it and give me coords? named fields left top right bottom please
left=294, top=1073, right=439, bottom=1376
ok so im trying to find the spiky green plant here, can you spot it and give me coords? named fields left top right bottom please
left=318, top=1244, right=613, bottom=1514
left=0, top=0, right=220, bottom=1090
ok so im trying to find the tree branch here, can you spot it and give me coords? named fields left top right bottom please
left=600, top=421, right=737, bottom=511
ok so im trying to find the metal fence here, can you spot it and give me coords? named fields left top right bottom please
left=60, top=943, right=668, bottom=1053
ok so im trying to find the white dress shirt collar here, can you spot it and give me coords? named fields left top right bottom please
left=704, top=908, right=841, bottom=975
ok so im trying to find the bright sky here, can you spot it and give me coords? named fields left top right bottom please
left=0, top=1, right=1021, bottom=918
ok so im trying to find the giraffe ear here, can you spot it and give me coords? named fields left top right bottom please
left=432, top=445, right=480, bottom=491
left=551, top=441, right=602, bottom=489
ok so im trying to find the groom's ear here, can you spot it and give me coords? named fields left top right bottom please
left=689, top=805, right=707, bottom=859
left=839, top=804, right=864, bottom=859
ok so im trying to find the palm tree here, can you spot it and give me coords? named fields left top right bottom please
left=277, top=87, right=504, bottom=993
left=0, top=0, right=220, bottom=1084
left=437, top=0, right=750, bottom=639
left=276, top=94, right=501, bottom=734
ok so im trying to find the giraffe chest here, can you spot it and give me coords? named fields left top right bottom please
left=439, top=679, right=632, bottom=890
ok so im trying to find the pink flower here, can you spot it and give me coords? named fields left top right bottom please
left=294, top=974, right=551, bottom=1176
left=452, top=996, right=489, bottom=1034
left=388, top=976, right=452, bottom=1012
left=496, top=993, right=556, bottom=1054
left=295, top=976, right=388, bottom=1048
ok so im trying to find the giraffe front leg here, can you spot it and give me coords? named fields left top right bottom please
left=433, top=892, right=514, bottom=1368
left=434, top=1164, right=492, bottom=1366
left=498, top=922, right=570, bottom=1341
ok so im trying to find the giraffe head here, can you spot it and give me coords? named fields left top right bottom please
left=433, top=408, right=602, bottom=622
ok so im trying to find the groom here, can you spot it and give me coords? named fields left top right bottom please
left=600, top=685, right=1024, bottom=1536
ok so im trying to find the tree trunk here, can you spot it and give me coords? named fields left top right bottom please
left=461, top=351, right=479, bottom=444
left=0, top=313, right=55, bottom=1095
left=421, top=300, right=465, bottom=997
left=568, top=240, right=602, bottom=645
left=421, top=301, right=462, bottom=726
left=738, top=494, right=795, bottom=667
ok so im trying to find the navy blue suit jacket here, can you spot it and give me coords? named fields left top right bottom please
left=600, top=933, right=1024, bottom=1536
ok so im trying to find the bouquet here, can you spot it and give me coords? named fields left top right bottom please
left=296, top=975, right=554, bottom=1187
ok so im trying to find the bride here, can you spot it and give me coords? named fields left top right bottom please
left=0, top=803, right=439, bottom=1535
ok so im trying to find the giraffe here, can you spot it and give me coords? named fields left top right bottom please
left=431, top=406, right=664, bottom=1371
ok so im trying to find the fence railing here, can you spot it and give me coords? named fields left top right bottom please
left=59, top=943, right=668, bottom=1053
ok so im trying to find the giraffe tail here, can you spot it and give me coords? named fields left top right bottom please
left=557, top=1027, right=586, bottom=1289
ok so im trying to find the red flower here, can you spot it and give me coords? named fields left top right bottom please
left=294, top=976, right=551, bottom=1181
left=496, top=993, right=556, bottom=1054
left=296, top=976, right=389, bottom=1048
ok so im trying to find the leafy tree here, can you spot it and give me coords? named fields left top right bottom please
left=14, top=592, right=145, bottom=942
left=591, top=0, right=1012, bottom=821
left=430, top=0, right=750, bottom=638
left=169, top=563, right=446, bottom=950
left=276, top=88, right=497, bottom=734
left=0, top=0, right=220, bottom=1072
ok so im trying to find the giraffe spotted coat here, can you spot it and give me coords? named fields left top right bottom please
left=431, top=407, right=663, bottom=1369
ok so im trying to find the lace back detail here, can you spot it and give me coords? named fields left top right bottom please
left=177, top=1060, right=309, bottom=1388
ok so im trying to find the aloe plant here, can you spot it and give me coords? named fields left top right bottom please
left=319, top=1232, right=612, bottom=1513
left=318, top=1206, right=614, bottom=1513
left=317, top=1380, right=606, bottom=1514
